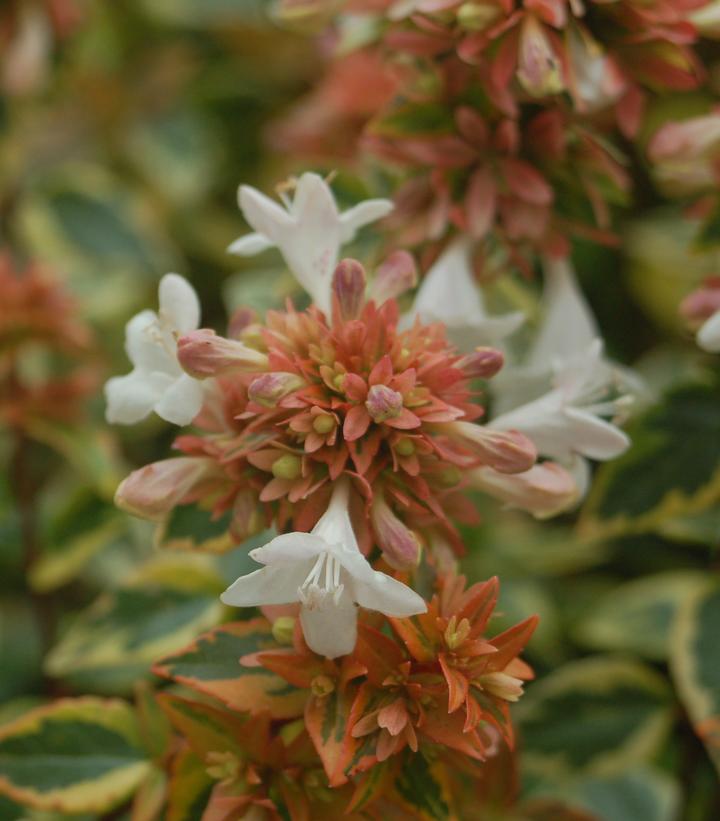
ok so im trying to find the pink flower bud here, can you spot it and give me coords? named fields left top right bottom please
left=227, top=307, right=258, bottom=339
left=366, top=384, right=403, bottom=422
left=457, top=347, right=505, bottom=379
left=470, top=462, right=579, bottom=518
left=332, top=259, right=366, bottom=322
left=371, top=495, right=422, bottom=570
left=248, top=372, right=305, bottom=407
left=177, top=329, right=268, bottom=378
left=444, top=420, right=537, bottom=473
left=115, top=457, right=214, bottom=521
left=680, top=279, right=720, bottom=326
left=370, top=251, right=418, bottom=304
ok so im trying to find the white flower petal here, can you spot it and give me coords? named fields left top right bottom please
left=300, top=589, right=358, bottom=659
left=227, top=233, right=274, bottom=256
left=697, top=309, right=720, bottom=353
left=339, top=198, right=394, bottom=242
left=352, top=571, right=427, bottom=617
left=409, top=239, right=523, bottom=350
left=158, top=273, right=200, bottom=334
left=153, top=373, right=205, bottom=426
left=252, top=532, right=327, bottom=564
left=221, top=565, right=306, bottom=607
left=563, top=407, right=630, bottom=460
left=105, top=370, right=171, bottom=425
left=528, top=258, right=598, bottom=371
left=124, top=310, right=175, bottom=374
left=238, top=185, right=295, bottom=243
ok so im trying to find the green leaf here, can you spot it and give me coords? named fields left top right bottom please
left=573, top=571, right=707, bottom=660
left=670, top=580, right=720, bottom=774
left=0, top=698, right=150, bottom=814
left=156, top=502, right=235, bottom=554
left=516, top=657, right=672, bottom=777
left=372, top=103, right=456, bottom=138
left=0, top=599, right=44, bottom=702
left=45, top=557, right=225, bottom=694
left=166, top=747, right=213, bottom=821
left=152, top=619, right=306, bottom=719
left=392, top=753, right=454, bottom=821
left=30, top=489, right=126, bottom=593
left=580, top=379, right=720, bottom=540
left=23, top=421, right=124, bottom=500
left=529, top=767, right=680, bottom=821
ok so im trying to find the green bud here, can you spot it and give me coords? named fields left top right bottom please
left=271, top=454, right=302, bottom=480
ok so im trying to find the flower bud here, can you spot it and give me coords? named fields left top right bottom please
left=371, top=495, right=422, bottom=570
left=272, top=0, right=342, bottom=33
left=445, top=420, right=537, bottom=474
left=370, top=251, right=418, bottom=304
left=271, top=454, right=302, bottom=480
left=312, top=413, right=336, bottom=434
left=114, top=457, right=214, bottom=521
left=332, top=259, right=366, bottom=322
left=478, top=671, right=525, bottom=702
left=227, top=306, right=258, bottom=339
left=177, top=329, right=268, bottom=378
left=366, top=384, right=403, bottom=423
left=470, top=461, right=579, bottom=518
left=272, top=616, right=296, bottom=645
left=517, top=15, right=564, bottom=98
left=457, top=2, right=501, bottom=31
left=458, top=347, right=504, bottom=379
left=248, top=372, right=305, bottom=407
left=680, top=279, right=720, bottom=327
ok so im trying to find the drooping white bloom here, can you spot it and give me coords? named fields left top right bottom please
left=105, top=274, right=204, bottom=427
left=228, top=172, right=393, bottom=315
left=405, top=238, right=524, bottom=351
left=697, top=310, right=720, bottom=353
left=489, top=259, right=635, bottom=500
left=221, top=479, right=426, bottom=659
left=490, top=340, right=630, bottom=497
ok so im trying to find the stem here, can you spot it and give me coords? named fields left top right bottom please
left=10, top=422, right=55, bottom=656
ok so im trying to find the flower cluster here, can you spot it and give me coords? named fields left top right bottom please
left=104, top=171, right=634, bottom=815
left=153, top=571, right=536, bottom=817
left=0, top=254, right=95, bottom=430
left=272, top=0, right=718, bottom=262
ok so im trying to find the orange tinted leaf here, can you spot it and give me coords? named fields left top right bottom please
left=153, top=620, right=307, bottom=719
left=305, top=688, right=358, bottom=787
left=438, top=655, right=469, bottom=713
left=487, top=615, right=539, bottom=672
left=356, top=624, right=406, bottom=685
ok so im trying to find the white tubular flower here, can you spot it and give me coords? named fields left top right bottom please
left=220, top=479, right=426, bottom=659
left=105, top=274, right=204, bottom=427
left=470, top=461, right=580, bottom=519
left=405, top=238, right=524, bottom=351
left=228, top=172, right=393, bottom=315
left=698, top=310, right=720, bottom=353
left=490, top=339, right=630, bottom=476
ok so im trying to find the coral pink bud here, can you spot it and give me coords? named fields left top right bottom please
left=458, top=347, right=505, bottom=379
left=371, top=495, right=422, bottom=570
left=177, top=329, right=268, bottom=378
left=443, top=421, right=537, bottom=473
left=248, top=372, right=305, bottom=407
left=228, top=307, right=258, bottom=339
left=517, top=15, right=564, bottom=98
left=470, top=462, right=579, bottom=518
left=332, top=259, right=366, bottom=322
left=115, top=457, right=214, bottom=521
left=366, top=384, right=403, bottom=422
left=680, top=279, right=720, bottom=326
left=370, top=251, right=418, bottom=304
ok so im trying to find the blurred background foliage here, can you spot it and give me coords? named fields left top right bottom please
left=1, top=1, right=720, bottom=820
